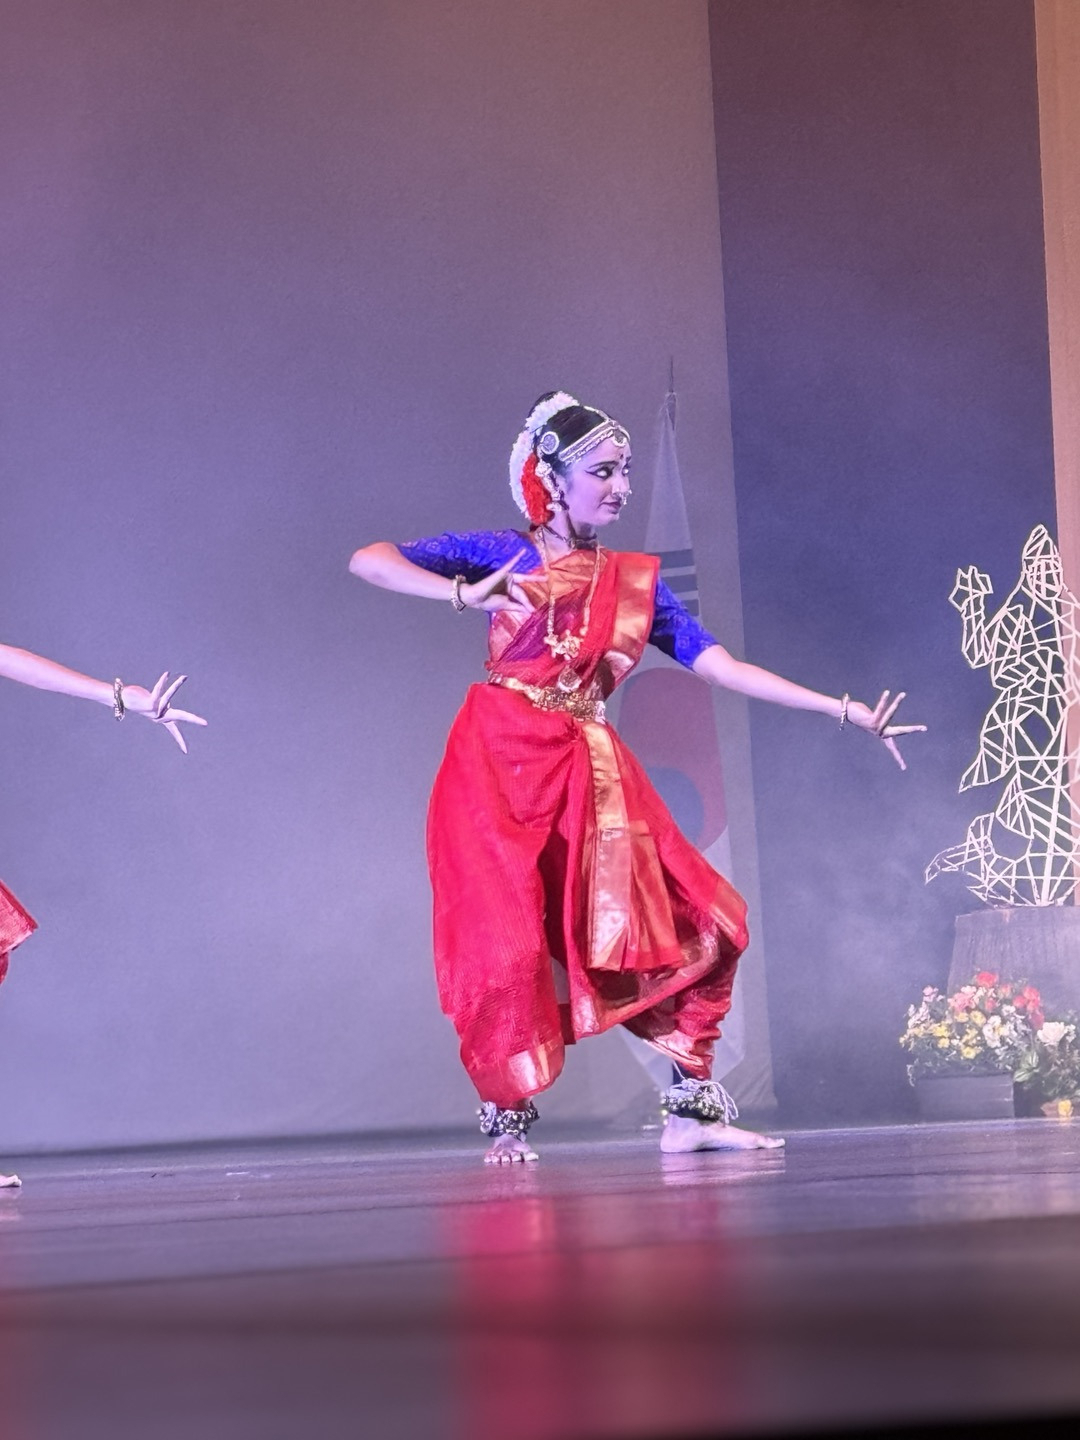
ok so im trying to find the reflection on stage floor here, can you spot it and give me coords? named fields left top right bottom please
left=1, top=1120, right=1079, bottom=1438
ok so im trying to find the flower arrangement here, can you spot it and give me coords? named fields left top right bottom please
left=900, top=972, right=1045, bottom=1081
left=1015, top=1018, right=1080, bottom=1116
left=902, top=972, right=1080, bottom=1115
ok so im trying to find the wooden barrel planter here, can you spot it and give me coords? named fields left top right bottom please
left=913, top=1072, right=1015, bottom=1121
left=948, top=907, right=1080, bottom=1015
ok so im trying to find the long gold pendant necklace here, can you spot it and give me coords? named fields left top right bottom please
left=537, top=527, right=603, bottom=693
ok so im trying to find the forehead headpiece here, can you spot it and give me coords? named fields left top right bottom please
left=509, top=393, right=631, bottom=524
left=554, top=415, right=631, bottom=469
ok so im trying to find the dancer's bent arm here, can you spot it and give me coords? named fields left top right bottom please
left=349, top=544, right=532, bottom=615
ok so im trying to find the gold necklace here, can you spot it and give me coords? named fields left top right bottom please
left=537, top=529, right=603, bottom=692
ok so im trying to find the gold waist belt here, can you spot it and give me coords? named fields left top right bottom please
left=489, top=674, right=607, bottom=725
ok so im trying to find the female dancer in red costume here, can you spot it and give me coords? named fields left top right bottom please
left=351, top=392, right=923, bottom=1163
left=0, top=647, right=205, bottom=1185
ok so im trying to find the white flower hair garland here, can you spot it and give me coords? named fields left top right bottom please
left=508, top=391, right=579, bottom=516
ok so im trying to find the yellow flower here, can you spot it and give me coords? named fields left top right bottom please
left=960, top=1046, right=978, bottom=1060
left=1058, top=1100, right=1074, bottom=1118
left=931, top=1024, right=948, bottom=1038
left=971, top=1012, right=986, bottom=1026
left=937, top=1038, right=949, bottom=1049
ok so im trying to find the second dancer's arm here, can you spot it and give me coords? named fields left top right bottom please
left=0, top=644, right=207, bottom=752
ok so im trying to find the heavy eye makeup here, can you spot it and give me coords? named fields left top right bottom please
left=587, top=460, right=632, bottom=482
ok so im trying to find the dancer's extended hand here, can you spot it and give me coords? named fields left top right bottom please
left=846, top=690, right=926, bottom=771
left=462, top=552, right=536, bottom=617
left=121, top=672, right=208, bottom=754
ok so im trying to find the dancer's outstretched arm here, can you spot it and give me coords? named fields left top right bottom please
left=692, top=643, right=925, bottom=770
left=0, top=644, right=207, bottom=753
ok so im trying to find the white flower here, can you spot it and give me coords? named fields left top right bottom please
left=507, top=392, right=580, bottom=516
left=983, top=1016, right=1004, bottom=1048
left=1038, top=1021, right=1070, bottom=1047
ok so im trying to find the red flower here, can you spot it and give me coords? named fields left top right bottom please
left=951, top=992, right=974, bottom=1011
left=983, top=996, right=998, bottom=1013
left=1022, top=985, right=1042, bottom=1004
left=519, top=454, right=555, bottom=526
left=1015, top=994, right=1028, bottom=1009
left=1031, top=1010, right=1045, bottom=1029
left=975, top=971, right=998, bottom=987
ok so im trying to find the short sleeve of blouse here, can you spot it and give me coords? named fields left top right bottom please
left=397, top=529, right=540, bottom=583
left=649, top=578, right=719, bottom=669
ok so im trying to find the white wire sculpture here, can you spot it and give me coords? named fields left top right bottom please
left=926, top=525, right=1080, bottom=906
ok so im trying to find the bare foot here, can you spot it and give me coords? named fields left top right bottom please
left=0, top=1172, right=21, bottom=1188
left=660, top=1114, right=785, bottom=1153
left=483, top=1134, right=539, bottom=1165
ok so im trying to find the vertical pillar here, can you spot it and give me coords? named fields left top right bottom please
left=1036, top=0, right=1080, bottom=591
left=1036, top=1, right=1080, bottom=889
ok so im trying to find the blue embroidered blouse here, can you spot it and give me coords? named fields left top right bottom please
left=398, top=529, right=718, bottom=670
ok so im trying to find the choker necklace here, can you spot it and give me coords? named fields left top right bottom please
left=537, top=528, right=603, bottom=693
left=539, top=522, right=597, bottom=552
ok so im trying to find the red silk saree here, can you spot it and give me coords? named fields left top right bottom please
left=0, top=880, right=36, bottom=986
left=427, top=546, right=748, bottom=1108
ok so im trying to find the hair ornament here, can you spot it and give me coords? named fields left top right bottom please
left=526, top=391, right=579, bottom=436
left=557, top=419, right=631, bottom=468
left=518, top=453, right=556, bottom=525
left=538, top=430, right=560, bottom=456
left=508, top=390, right=579, bottom=520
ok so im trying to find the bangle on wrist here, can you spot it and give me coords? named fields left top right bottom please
left=450, top=575, right=467, bottom=612
left=113, top=678, right=126, bottom=721
left=838, top=693, right=849, bottom=730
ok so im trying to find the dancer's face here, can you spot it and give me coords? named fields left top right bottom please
left=558, top=437, right=632, bottom=529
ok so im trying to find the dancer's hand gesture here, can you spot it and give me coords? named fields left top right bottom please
left=121, top=672, right=207, bottom=754
left=462, top=552, right=536, bottom=617
left=846, top=690, right=926, bottom=771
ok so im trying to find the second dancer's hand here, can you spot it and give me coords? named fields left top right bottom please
left=121, top=672, right=208, bottom=754
left=846, top=689, right=926, bottom=771
left=461, top=552, right=536, bottom=617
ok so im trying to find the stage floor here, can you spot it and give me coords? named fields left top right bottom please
left=1, top=1120, right=1079, bottom=1438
